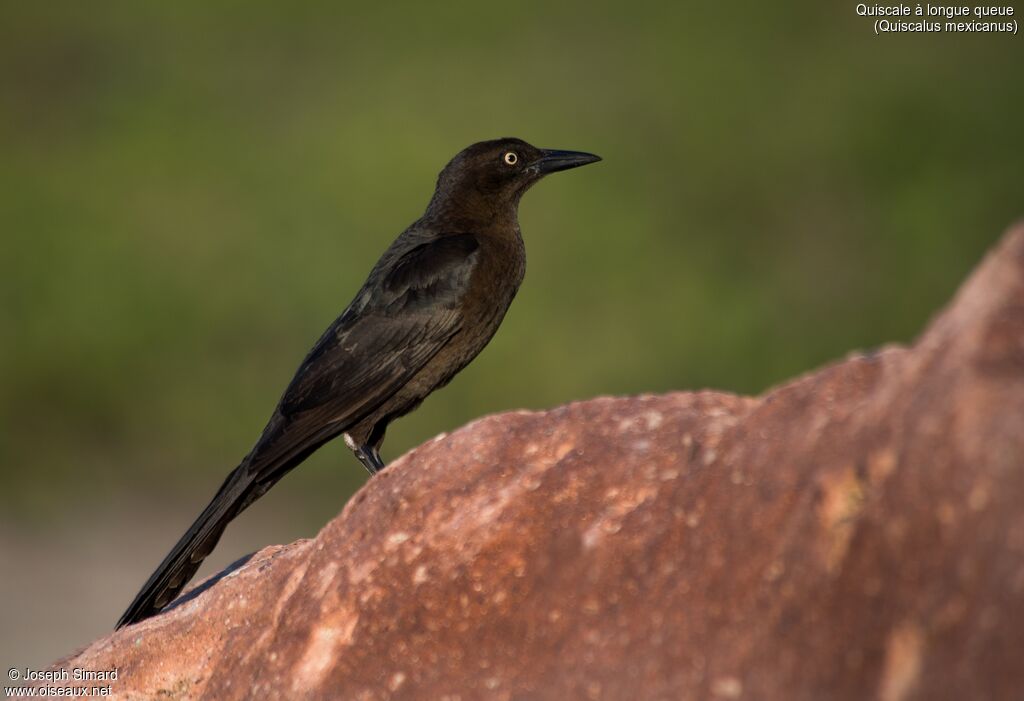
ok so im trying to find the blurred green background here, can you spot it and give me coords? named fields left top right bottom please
left=1, top=0, right=1021, bottom=669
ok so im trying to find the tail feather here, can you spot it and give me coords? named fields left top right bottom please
left=116, top=416, right=346, bottom=629
left=115, top=466, right=252, bottom=629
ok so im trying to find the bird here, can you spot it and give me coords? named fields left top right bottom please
left=115, top=137, right=601, bottom=628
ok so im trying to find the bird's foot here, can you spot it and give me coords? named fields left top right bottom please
left=354, top=446, right=385, bottom=476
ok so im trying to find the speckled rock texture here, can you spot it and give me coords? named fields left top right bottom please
left=52, top=224, right=1024, bottom=700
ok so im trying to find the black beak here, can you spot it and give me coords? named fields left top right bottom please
left=532, top=149, right=602, bottom=174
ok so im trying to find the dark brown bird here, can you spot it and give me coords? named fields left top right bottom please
left=116, top=137, right=600, bottom=628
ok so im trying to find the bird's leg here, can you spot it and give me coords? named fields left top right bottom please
left=345, top=432, right=385, bottom=476
left=355, top=445, right=385, bottom=475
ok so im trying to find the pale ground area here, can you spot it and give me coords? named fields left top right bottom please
left=0, top=494, right=323, bottom=673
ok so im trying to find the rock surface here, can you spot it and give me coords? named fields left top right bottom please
left=52, top=224, right=1024, bottom=700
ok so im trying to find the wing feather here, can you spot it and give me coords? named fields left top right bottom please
left=245, top=233, right=480, bottom=478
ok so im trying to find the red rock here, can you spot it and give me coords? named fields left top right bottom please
left=49, top=223, right=1024, bottom=700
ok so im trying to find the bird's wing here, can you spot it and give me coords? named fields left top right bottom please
left=245, top=233, right=481, bottom=476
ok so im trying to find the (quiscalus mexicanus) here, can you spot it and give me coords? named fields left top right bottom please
left=116, top=137, right=600, bottom=628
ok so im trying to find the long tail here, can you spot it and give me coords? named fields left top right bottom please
left=116, top=414, right=346, bottom=629
left=115, top=464, right=255, bottom=629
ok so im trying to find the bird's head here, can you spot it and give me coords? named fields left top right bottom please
left=425, top=137, right=601, bottom=225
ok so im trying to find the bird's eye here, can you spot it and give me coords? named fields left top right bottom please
left=503, top=152, right=518, bottom=166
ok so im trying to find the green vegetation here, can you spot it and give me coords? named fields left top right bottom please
left=2, top=2, right=1021, bottom=521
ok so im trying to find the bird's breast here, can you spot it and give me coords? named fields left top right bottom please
left=463, top=232, right=526, bottom=325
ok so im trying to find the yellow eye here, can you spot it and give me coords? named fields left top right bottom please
left=503, top=152, right=518, bottom=165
